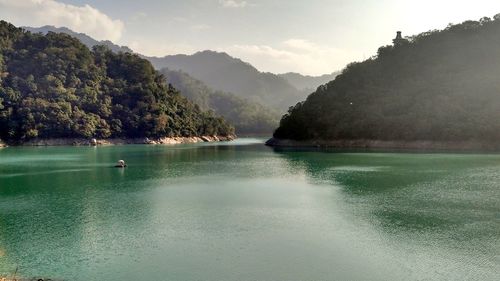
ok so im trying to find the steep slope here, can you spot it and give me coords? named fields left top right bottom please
left=149, top=51, right=307, bottom=110
left=0, top=21, right=233, bottom=143
left=272, top=16, right=500, bottom=145
left=278, top=72, right=340, bottom=92
left=24, top=25, right=133, bottom=53
left=161, top=68, right=279, bottom=134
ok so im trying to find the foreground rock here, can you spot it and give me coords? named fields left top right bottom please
left=266, top=138, right=500, bottom=151
left=17, top=135, right=236, bottom=147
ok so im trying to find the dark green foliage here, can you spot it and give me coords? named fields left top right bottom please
left=274, top=16, right=500, bottom=141
left=0, top=21, right=233, bottom=143
left=161, top=68, right=279, bottom=135
left=24, top=25, right=133, bottom=53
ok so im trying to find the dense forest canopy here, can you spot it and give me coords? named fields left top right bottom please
left=161, top=68, right=279, bottom=135
left=274, top=16, right=500, bottom=142
left=26, top=26, right=283, bottom=135
left=0, top=21, right=234, bottom=143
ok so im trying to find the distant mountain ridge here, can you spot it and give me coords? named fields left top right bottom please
left=161, top=68, right=280, bottom=135
left=24, top=25, right=133, bottom=53
left=149, top=50, right=309, bottom=110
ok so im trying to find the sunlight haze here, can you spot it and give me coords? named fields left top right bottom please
left=1, top=0, right=500, bottom=74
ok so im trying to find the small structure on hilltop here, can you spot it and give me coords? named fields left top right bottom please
left=393, top=31, right=408, bottom=46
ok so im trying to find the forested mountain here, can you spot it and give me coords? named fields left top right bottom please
left=149, top=51, right=307, bottom=110
left=0, top=21, right=233, bottom=143
left=161, top=68, right=279, bottom=135
left=26, top=26, right=283, bottom=134
left=25, top=25, right=133, bottom=53
left=278, top=72, right=339, bottom=92
left=274, top=16, right=500, bottom=142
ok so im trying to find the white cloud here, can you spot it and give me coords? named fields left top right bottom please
left=224, top=39, right=361, bottom=75
left=219, top=0, right=247, bottom=8
left=0, top=0, right=124, bottom=41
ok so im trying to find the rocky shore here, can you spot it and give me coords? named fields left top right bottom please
left=10, top=135, right=236, bottom=147
left=0, top=139, right=6, bottom=148
left=266, top=138, right=500, bottom=151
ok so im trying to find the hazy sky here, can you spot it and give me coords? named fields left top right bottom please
left=1, top=0, right=500, bottom=75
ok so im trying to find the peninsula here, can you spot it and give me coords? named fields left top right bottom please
left=268, top=16, right=500, bottom=150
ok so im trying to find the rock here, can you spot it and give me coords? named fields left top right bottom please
left=265, top=137, right=279, bottom=146
left=143, top=137, right=156, bottom=144
left=12, top=135, right=236, bottom=147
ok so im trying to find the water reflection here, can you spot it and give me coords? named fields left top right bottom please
left=273, top=149, right=500, bottom=255
left=0, top=142, right=498, bottom=280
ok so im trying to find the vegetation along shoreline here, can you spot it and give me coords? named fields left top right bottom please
left=1, top=135, right=235, bottom=147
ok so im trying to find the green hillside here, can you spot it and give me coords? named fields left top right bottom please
left=274, top=16, right=500, bottom=142
left=0, top=21, right=233, bottom=143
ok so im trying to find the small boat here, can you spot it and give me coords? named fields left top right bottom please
left=115, top=160, right=127, bottom=168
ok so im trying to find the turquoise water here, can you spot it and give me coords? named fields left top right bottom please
left=0, top=139, right=499, bottom=280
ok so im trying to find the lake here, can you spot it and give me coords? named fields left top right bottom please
left=0, top=139, right=499, bottom=280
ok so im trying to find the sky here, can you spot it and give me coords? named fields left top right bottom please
left=1, top=0, right=500, bottom=75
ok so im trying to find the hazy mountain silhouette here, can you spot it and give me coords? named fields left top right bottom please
left=161, top=68, right=280, bottom=135
left=24, top=25, right=133, bottom=53
left=148, top=51, right=309, bottom=110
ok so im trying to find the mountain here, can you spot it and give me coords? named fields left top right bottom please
left=278, top=72, right=340, bottom=92
left=0, top=20, right=233, bottom=143
left=24, top=25, right=133, bottom=53
left=23, top=25, right=341, bottom=135
left=148, top=51, right=307, bottom=110
left=24, top=26, right=282, bottom=134
left=25, top=27, right=338, bottom=113
left=272, top=16, right=500, bottom=144
left=161, top=68, right=279, bottom=135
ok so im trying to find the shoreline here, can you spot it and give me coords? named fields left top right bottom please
left=3, top=135, right=236, bottom=147
left=265, top=138, right=500, bottom=151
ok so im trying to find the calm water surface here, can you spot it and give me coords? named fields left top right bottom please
left=0, top=139, right=499, bottom=280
